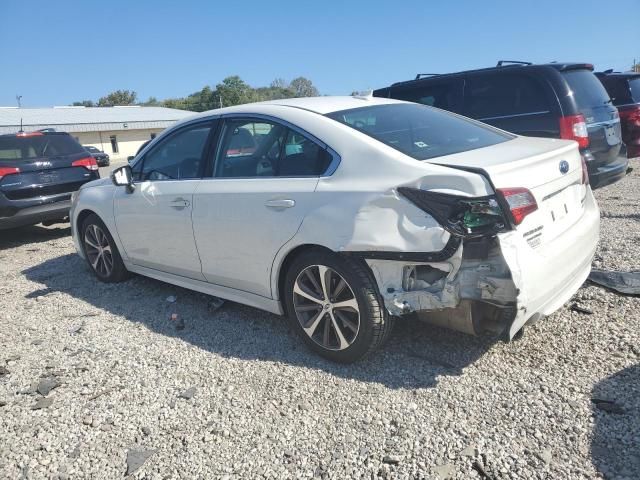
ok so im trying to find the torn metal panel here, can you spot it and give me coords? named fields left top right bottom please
left=365, top=241, right=518, bottom=335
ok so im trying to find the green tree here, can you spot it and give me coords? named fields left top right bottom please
left=215, top=76, right=257, bottom=107
left=142, top=96, right=160, bottom=106
left=289, top=77, right=319, bottom=97
left=71, top=100, right=95, bottom=107
left=97, top=90, right=137, bottom=106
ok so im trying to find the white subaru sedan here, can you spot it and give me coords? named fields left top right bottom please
left=70, top=96, right=599, bottom=362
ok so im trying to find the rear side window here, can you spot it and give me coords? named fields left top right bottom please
left=465, top=74, right=550, bottom=119
left=327, top=103, right=512, bottom=161
left=0, top=133, right=84, bottom=160
left=391, top=83, right=458, bottom=110
left=629, top=78, right=640, bottom=103
left=563, top=70, right=612, bottom=110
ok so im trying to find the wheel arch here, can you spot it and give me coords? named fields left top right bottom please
left=274, top=243, right=335, bottom=314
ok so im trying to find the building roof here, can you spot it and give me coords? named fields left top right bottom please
left=0, top=106, right=193, bottom=134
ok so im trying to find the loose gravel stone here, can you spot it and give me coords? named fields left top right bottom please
left=0, top=160, right=638, bottom=479
left=36, top=376, right=60, bottom=396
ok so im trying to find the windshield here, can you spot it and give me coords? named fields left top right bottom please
left=0, top=134, right=85, bottom=161
left=85, top=146, right=99, bottom=153
left=563, top=70, right=612, bottom=110
left=629, top=78, right=640, bottom=103
left=326, top=103, right=512, bottom=161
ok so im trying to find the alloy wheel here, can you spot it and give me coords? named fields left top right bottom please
left=293, top=265, right=360, bottom=351
left=84, top=224, right=114, bottom=277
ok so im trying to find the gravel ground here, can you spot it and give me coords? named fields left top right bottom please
left=1, top=161, right=638, bottom=479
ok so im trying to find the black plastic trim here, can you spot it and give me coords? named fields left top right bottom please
left=342, top=235, right=462, bottom=263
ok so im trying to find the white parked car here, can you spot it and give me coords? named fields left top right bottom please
left=70, top=96, right=599, bottom=362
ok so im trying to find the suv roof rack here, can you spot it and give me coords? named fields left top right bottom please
left=415, top=73, right=440, bottom=80
left=496, top=60, right=533, bottom=67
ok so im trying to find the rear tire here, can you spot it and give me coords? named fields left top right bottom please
left=81, top=214, right=129, bottom=283
left=284, top=250, right=393, bottom=363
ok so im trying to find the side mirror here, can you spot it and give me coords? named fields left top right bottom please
left=111, top=165, right=135, bottom=193
left=127, top=156, right=135, bottom=164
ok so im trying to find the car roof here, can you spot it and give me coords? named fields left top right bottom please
left=388, top=62, right=594, bottom=88
left=196, top=96, right=405, bottom=116
left=596, top=71, right=640, bottom=79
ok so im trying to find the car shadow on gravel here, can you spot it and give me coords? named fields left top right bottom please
left=22, top=253, right=497, bottom=389
left=591, top=364, right=640, bottom=478
left=0, top=224, right=71, bottom=249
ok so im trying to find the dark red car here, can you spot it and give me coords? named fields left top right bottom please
left=596, top=70, right=640, bottom=158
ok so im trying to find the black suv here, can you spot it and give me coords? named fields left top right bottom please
left=0, top=131, right=100, bottom=229
left=83, top=145, right=110, bottom=166
left=374, top=61, right=628, bottom=189
left=595, top=70, right=640, bottom=159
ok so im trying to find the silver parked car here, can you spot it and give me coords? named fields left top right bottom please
left=71, top=96, right=599, bottom=362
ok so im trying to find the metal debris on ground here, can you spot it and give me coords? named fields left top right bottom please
left=570, top=304, right=593, bottom=315
left=588, top=269, right=640, bottom=295
left=179, top=386, right=197, bottom=400
left=591, top=398, right=625, bottom=414
left=208, top=297, right=225, bottom=313
left=126, top=448, right=156, bottom=476
left=37, top=376, right=60, bottom=396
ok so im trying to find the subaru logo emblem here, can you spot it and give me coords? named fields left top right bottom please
left=559, top=160, right=569, bottom=174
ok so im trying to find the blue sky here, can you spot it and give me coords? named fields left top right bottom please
left=1, top=0, right=638, bottom=107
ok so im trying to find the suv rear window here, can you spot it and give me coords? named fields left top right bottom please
left=563, top=70, right=612, bottom=110
left=0, top=133, right=85, bottom=161
left=326, top=103, right=512, bottom=161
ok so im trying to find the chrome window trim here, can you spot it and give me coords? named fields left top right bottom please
left=477, top=110, right=551, bottom=121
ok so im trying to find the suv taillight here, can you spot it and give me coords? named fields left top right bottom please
left=497, top=187, right=538, bottom=225
left=619, top=105, right=640, bottom=128
left=72, top=157, right=99, bottom=171
left=0, top=167, right=20, bottom=180
left=559, top=114, right=590, bottom=149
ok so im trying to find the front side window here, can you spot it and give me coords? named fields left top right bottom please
left=215, top=119, right=332, bottom=178
left=327, top=103, right=512, bottom=161
left=140, top=124, right=211, bottom=181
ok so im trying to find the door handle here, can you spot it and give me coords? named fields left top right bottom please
left=264, top=199, right=295, bottom=209
left=170, top=198, right=190, bottom=210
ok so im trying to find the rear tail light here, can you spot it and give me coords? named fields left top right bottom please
left=497, top=187, right=538, bottom=225
left=559, top=114, right=590, bottom=149
left=0, top=167, right=20, bottom=180
left=397, top=187, right=507, bottom=238
left=581, top=156, right=590, bottom=185
left=619, top=106, right=640, bottom=128
left=15, top=131, right=44, bottom=137
left=72, top=157, right=99, bottom=171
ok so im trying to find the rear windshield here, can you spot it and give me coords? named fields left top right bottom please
left=0, top=133, right=84, bottom=161
left=326, top=103, right=512, bottom=161
left=563, top=70, right=612, bottom=110
left=629, top=78, right=640, bottom=102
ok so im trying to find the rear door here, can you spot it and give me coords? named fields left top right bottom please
left=562, top=69, right=622, bottom=165
left=0, top=133, right=98, bottom=202
left=192, top=116, right=335, bottom=298
left=462, top=71, right=560, bottom=138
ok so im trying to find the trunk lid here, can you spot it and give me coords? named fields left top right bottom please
left=432, top=136, right=586, bottom=247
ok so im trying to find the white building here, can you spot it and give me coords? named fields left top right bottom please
left=0, top=106, right=192, bottom=161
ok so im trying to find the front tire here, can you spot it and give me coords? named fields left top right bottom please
left=81, top=214, right=129, bottom=283
left=284, top=250, right=393, bottom=363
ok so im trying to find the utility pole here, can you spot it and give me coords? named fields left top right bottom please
left=16, top=95, right=22, bottom=108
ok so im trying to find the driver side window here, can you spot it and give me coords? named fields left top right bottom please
left=140, top=124, right=212, bottom=181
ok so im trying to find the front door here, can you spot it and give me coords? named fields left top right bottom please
left=192, top=117, right=335, bottom=298
left=114, top=121, right=216, bottom=279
